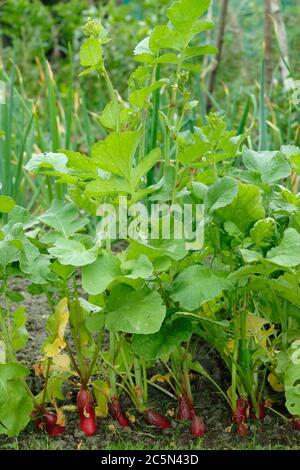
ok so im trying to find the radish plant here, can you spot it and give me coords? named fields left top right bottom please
left=1, top=0, right=300, bottom=440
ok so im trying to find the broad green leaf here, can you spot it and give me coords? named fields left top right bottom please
left=239, top=248, right=263, bottom=264
left=284, top=341, right=300, bottom=417
left=167, top=0, right=211, bottom=34
left=171, top=265, right=232, bottom=311
left=0, top=363, right=33, bottom=437
left=133, top=148, right=161, bottom=187
left=150, top=25, right=186, bottom=52
left=271, top=272, right=300, bottom=308
left=133, top=37, right=154, bottom=62
left=219, top=183, right=265, bottom=232
left=20, top=253, right=51, bottom=285
left=80, top=37, right=102, bottom=67
left=106, top=285, right=166, bottom=334
left=266, top=228, right=300, bottom=267
left=243, top=148, right=291, bottom=184
left=149, top=165, right=176, bottom=202
left=0, top=241, right=20, bottom=267
left=0, top=196, right=15, bottom=213
left=183, top=45, right=218, bottom=60
left=205, top=177, right=238, bottom=213
left=129, top=81, right=167, bottom=108
left=84, top=176, right=132, bottom=197
left=48, top=239, right=98, bottom=267
left=39, top=199, right=89, bottom=238
left=60, top=150, right=98, bottom=177
left=99, top=102, right=135, bottom=132
left=132, top=318, right=192, bottom=360
left=120, top=255, right=153, bottom=279
left=250, top=218, right=277, bottom=247
left=82, top=252, right=121, bottom=295
left=25, top=152, right=68, bottom=174
left=91, top=131, right=140, bottom=182
left=127, top=238, right=187, bottom=262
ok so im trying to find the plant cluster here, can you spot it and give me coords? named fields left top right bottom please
left=0, top=0, right=300, bottom=441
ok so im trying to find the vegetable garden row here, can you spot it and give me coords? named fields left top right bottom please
left=0, top=0, right=300, bottom=443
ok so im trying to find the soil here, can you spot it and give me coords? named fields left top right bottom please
left=0, top=280, right=299, bottom=451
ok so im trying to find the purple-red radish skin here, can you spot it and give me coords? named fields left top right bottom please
left=233, top=397, right=248, bottom=424
left=77, top=389, right=97, bottom=436
left=109, top=397, right=129, bottom=427
left=237, top=422, right=248, bottom=438
left=294, top=419, right=300, bottom=431
left=143, top=409, right=171, bottom=429
left=177, top=397, right=192, bottom=420
left=250, top=401, right=266, bottom=421
left=191, top=415, right=206, bottom=437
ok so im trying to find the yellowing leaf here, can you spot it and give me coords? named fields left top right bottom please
left=149, top=373, right=172, bottom=385
left=93, top=380, right=110, bottom=417
left=246, top=313, right=274, bottom=349
left=51, top=354, right=71, bottom=372
left=55, top=407, right=66, bottom=427
left=44, top=298, right=69, bottom=358
left=268, top=372, right=284, bottom=392
left=224, top=339, right=234, bottom=356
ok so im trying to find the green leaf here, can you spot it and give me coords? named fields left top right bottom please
left=84, top=176, right=132, bottom=197
left=150, top=25, right=185, bottom=52
left=127, top=238, right=187, bottom=262
left=106, top=285, right=166, bottom=334
left=129, top=81, right=167, bottom=108
left=218, top=183, right=265, bottom=232
left=60, top=149, right=98, bottom=178
left=82, top=252, right=121, bottom=295
left=271, top=272, right=300, bottom=308
left=283, top=341, right=300, bottom=417
left=12, top=307, right=28, bottom=351
left=120, top=255, right=153, bottom=279
left=91, top=131, right=140, bottom=182
left=0, top=363, right=33, bottom=437
left=80, top=38, right=102, bottom=67
left=39, top=199, right=89, bottom=238
left=183, top=45, right=218, bottom=60
left=250, top=218, right=277, bottom=247
left=48, top=239, right=98, bottom=267
left=0, top=241, right=20, bottom=267
left=167, top=0, right=211, bottom=34
left=132, top=318, right=192, bottom=360
left=205, top=177, right=238, bottom=213
left=243, top=148, right=291, bottom=184
left=25, top=152, right=68, bottom=174
left=133, top=148, right=161, bottom=187
left=266, top=228, right=300, bottom=267
left=239, top=249, right=263, bottom=264
left=171, top=265, right=232, bottom=311
left=0, top=196, right=16, bottom=213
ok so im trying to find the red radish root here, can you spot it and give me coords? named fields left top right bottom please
left=32, top=411, right=65, bottom=437
left=143, top=409, right=171, bottom=429
left=77, top=388, right=97, bottom=436
left=191, top=414, right=206, bottom=437
left=250, top=401, right=266, bottom=421
left=233, top=397, right=249, bottom=437
left=233, top=397, right=248, bottom=424
left=236, top=422, right=248, bottom=437
left=109, top=397, right=129, bottom=427
left=294, top=419, right=300, bottom=431
left=177, top=396, right=193, bottom=420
